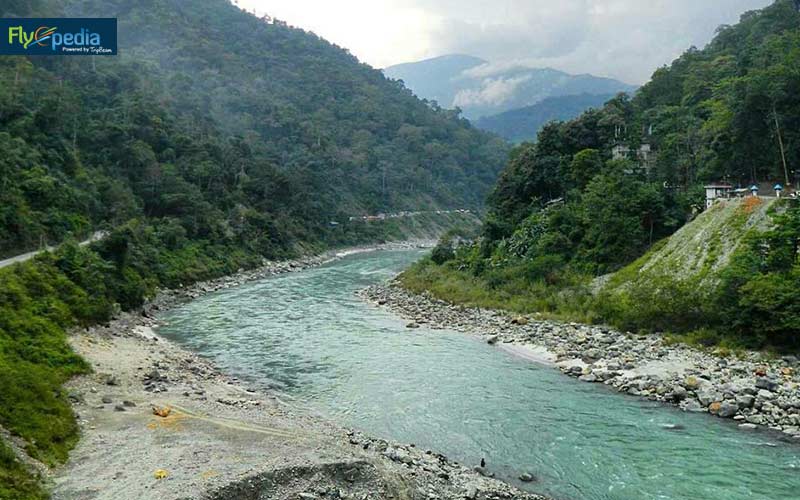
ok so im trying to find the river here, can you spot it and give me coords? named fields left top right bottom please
left=157, top=249, right=799, bottom=500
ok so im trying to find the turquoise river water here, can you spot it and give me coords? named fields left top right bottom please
left=158, top=249, right=800, bottom=500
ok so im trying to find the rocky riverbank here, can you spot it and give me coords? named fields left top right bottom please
left=359, top=282, right=800, bottom=440
left=53, top=243, right=547, bottom=500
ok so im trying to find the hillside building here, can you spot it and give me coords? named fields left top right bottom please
left=704, top=183, right=733, bottom=209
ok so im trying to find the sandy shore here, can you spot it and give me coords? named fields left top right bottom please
left=51, top=242, right=548, bottom=500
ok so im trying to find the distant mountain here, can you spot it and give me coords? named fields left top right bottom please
left=384, top=55, right=636, bottom=120
left=382, top=54, right=487, bottom=111
left=476, top=93, right=616, bottom=143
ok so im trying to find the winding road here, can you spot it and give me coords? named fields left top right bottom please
left=0, top=231, right=107, bottom=269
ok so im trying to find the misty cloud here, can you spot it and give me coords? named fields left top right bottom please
left=406, top=0, right=773, bottom=83
left=453, top=74, right=532, bottom=107
left=243, top=0, right=773, bottom=84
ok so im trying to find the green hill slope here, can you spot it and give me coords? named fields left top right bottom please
left=402, top=0, right=800, bottom=350
left=0, top=0, right=509, bottom=258
left=475, top=93, right=615, bottom=143
left=594, top=195, right=800, bottom=350
left=602, top=197, right=777, bottom=294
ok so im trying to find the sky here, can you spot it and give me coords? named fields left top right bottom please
left=235, top=0, right=774, bottom=84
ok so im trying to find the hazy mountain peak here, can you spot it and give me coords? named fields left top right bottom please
left=384, top=54, right=636, bottom=120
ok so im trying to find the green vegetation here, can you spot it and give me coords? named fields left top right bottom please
left=0, top=0, right=508, bottom=259
left=0, top=441, right=46, bottom=500
left=0, top=0, right=504, bottom=494
left=406, top=1, right=800, bottom=350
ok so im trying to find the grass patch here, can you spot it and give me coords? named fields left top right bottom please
left=399, top=258, right=599, bottom=323
left=0, top=440, right=47, bottom=500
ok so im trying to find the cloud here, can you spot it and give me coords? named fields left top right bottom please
left=453, top=74, right=531, bottom=107
left=407, top=0, right=773, bottom=83
left=242, top=0, right=773, bottom=84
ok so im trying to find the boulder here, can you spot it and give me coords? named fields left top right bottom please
left=671, top=386, right=688, bottom=401
left=717, top=402, right=739, bottom=418
left=697, top=389, right=722, bottom=407
left=684, top=376, right=702, bottom=390
left=736, top=395, right=755, bottom=409
left=757, top=389, right=775, bottom=400
left=755, top=377, right=779, bottom=392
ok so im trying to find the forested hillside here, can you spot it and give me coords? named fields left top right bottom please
left=405, top=0, right=800, bottom=349
left=0, top=1, right=508, bottom=495
left=0, top=0, right=508, bottom=258
left=475, top=93, right=615, bottom=143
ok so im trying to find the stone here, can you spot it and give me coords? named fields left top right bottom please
left=113, top=405, right=126, bottom=412
left=671, top=386, right=688, bottom=401
left=474, top=466, right=494, bottom=478
left=681, top=399, right=705, bottom=412
left=736, top=395, right=755, bottom=409
left=697, top=389, right=722, bottom=407
left=755, top=378, right=779, bottom=392
left=708, top=401, right=722, bottom=414
left=579, top=374, right=598, bottom=383
left=757, top=389, right=775, bottom=400
left=101, top=396, right=113, bottom=404
left=486, top=335, right=499, bottom=345
left=67, top=391, right=85, bottom=404
left=684, top=376, right=701, bottom=390
left=746, top=414, right=765, bottom=424
left=122, top=400, right=136, bottom=407
left=738, top=423, right=758, bottom=430
left=519, top=472, right=536, bottom=482
left=406, top=322, right=420, bottom=329
left=781, top=355, right=799, bottom=365
left=717, top=402, right=739, bottom=418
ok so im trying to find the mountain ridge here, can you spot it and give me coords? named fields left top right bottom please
left=384, top=53, right=636, bottom=120
left=476, top=93, right=616, bottom=142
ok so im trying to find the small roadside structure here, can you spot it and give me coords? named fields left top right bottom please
left=704, top=183, right=733, bottom=209
left=750, top=184, right=759, bottom=197
left=774, top=184, right=784, bottom=198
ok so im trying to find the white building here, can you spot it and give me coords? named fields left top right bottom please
left=704, top=183, right=733, bottom=209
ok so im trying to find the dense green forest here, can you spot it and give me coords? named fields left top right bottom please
left=405, top=0, right=800, bottom=349
left=475, top=93, right=616, bottom=143
left=0, top=0, right=508, bottom=258
left=0, top=0, right=507, bottom=495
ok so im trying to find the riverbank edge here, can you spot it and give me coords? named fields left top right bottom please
left=358, top=281, right=800, bottom=442
left=49, top=240, right=549, bottom=500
